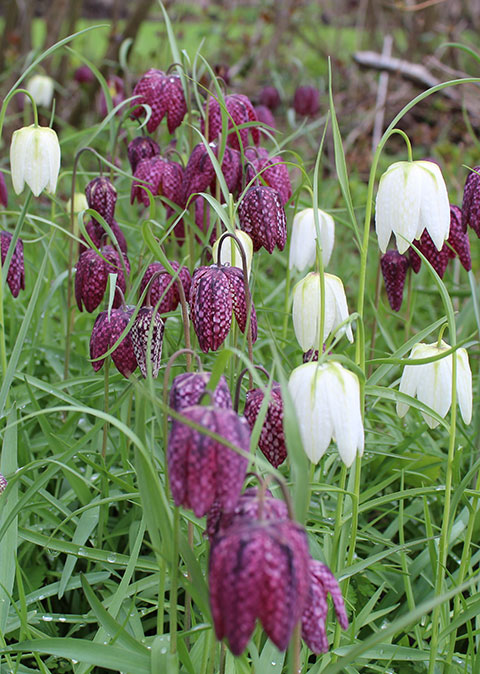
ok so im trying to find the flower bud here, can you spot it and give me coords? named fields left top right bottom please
left=26, top=74, right=54, bottom=108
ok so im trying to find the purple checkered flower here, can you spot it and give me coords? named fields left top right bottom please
left=244, top=383, right=287, bottom=468
left=301, top=559, right=348, bottom=654
left=127, top=136, right=160, bottom=173
left=380, top=250, right=409, bottom=312
left=90, top=305, right=137, bottom=378
left=259, top=86, right=281, bottom=110
left=209, top=517, right=310, bottom=655
left=238, top=185, right=287, bottom=253
left=447, top=205, right=471, bottom=271
left=182, top=143, right=242, bottom=204
left=169, top=372, right=232, bottom=413
left=245, top=147, right=292, bottom=206
left=202, top=93, right=260, bottom=150
left=1, top=231, right=24, bottom=298
left=293, top=85, right=320, bottom=116
left=139, top=261, right=191, bottom=314
left=130, top=306, right=164, bottom=378
left=79, top=219, right=127, bottom=255
left=189, top=264, right=258, bottom=353
left=462, top=166, right=480, bottom=236
left=131, top=155, right=183, bottom=209
left=85, top=176, right=117, bottom=226
left=410, top=230, right=450, bottom=279
left=131, top=68, right=187, bottom=134
left=0, top=172, right=7, bottom=208
left=75, top=245, right=129, bottom=313
left=167, top=406, right=250, bottom=517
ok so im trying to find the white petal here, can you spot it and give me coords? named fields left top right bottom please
left=44, top=128, right=61, bottom=194
left=292, top=273, right=320, bottom=351
left=417, top=161, right=450, bottom=250
left=397, top=363, right=420, bottom=418
left=289, top=209, right=317, bottom=272
left=326, top=363, right=363, bottom=467
left=456, top=348, right=473, bottom=425
left=10, top=126, right=34, bottom=195
left=325, top=273, right=353, bottom=342
left=393, top=163, right=423, bottom=253
left=288, top=363, right=329, bottom=463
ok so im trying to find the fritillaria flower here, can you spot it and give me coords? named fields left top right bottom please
left=293, top=85, right=320, bottom=116
left=130, top=306, right=164, bottom=378
left=79, top=219, right=127, bottom=256
left=245, top=147, right=292, bottom=206
left=259, top=85, right=281, bottom=110
left=139, top=261, right=191, bottom=313
left=26, top=74, right=54, bottom=108
left=131, top=155, right=183, bottom=209
left=209, top=517, right=310, bottom=655
left=74, top=65, right=94, bottom=84
left=447, top=205, right=471, bottom=271
left=169, top=372, right=232, bottom=413
left=211, top=230, right=253, bottom=279
left=289, top=208, right=335, bottom=272
left=292, top=272, right=353, bottom=351
left=375, top=160, right=450, bottom=254
left=127, top=136, right=160, bottom=173
left=238, top=185, right=287, bottom=253
left=380, top=250, right=409, bottom=311
left=0, top=472, right=7, bottom=494
left=254, top=105, right=276, bottom=131
left=301, top=559, right=349, bottom=654
left=288, top=361, right=364, bottom=467
left=189, top=264, right=257, bottom=353
left=0, top=173, right=7, bottom=208
left=85, top=176, right=117, bottom=225
left=462, top=166, right=480, bottom=236
left=167, top=406, right=250, bottom=517
left=1, top=231, right=25, bottom=298
left=75, top=245, right=129, bottom=313
left=182, top=142, right=242, bottom=204
left=244, top=382, right=287, bottom=468
left=131, top=68, right=187, bottom=134
left=397, top=340, right=472, bottom=429
left=90, top=305, right=137, bottom=378
left=202, top=93, right=260, bottom=150
left=10, top=125, right=61, bottom=196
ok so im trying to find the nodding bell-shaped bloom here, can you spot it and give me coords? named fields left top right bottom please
left=74, top=65, right=94, bottom=84
left=447, top=205, right=471, bottom=272
left=259, top=86, right=281, bottom=110
left=127, top=136, right=160, bottom=173
left=301, top=559, right=349, bottom=654
left=397, top=340, right=472, bottom=429
left=131, top=155, right=183, bottom=208
left=139, top=261, right=191, bottom=314
left=167, top=406, right=251, bottom=517
left=169, top=372, right=232, bottom=413
left=211, top=230, right=253, bottom=279
left=79, top=219, right=127, bottom=256
left=10, top=125, right=61, bottom=197
left=90, top=306, right=137, bottom=378
left=209, top=516, right=310, bottom=655
left=462, top=166, right=480, bottom=237
left=130, top=307, right=164, bottom=378
left=1, top=231, right=25, bottom=298
left=26, top=74, right=54, bottom=108
left=380, top=250, right=409, bottom=312
left=131, top=68, right=187, bottom=134
left=238, top=185, right=287, bottom=254
left=288, top=361, right=364, bottom=467
left=75, top=245, right=129, bottom=313
left=202, top=93, right=260, bottom=150
left=293, top=85, right=320, bottom=117
left=292, top=272, right=353, bottom=351
left=376, top=160, right=450, bottom=254
left=245, top=147, right=292, bottom=207
left=182, top=143, right=242, bottom=204
left=85, top=176, right=117, bottom=225
left=0, top=173, right=7, bottom=208
left=254, top=105, right=276, bottom=131
left=189, top=264, right=258, bottom=353
left=244, top=383, right=287, bottom=468
left=289, top=208, right=335, bottom=272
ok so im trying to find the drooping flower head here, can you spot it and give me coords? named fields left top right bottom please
left=397, top=340, right=472, bottom=429
left=238, top=185, right=287, bottom=254
left=75, top=245, right=129, bottom=313
left=259, top=85, right=281, bottom=110
left=244, top=382, right=287, bottom=468
left=90, top=305, right=137, bottom=378
left=131, top=155, right=183, bottom=208
left=139, top=261, right=191, bottom=314
left=375, top=160, right=450, bottom=254
left=0, top=472, right=7, bottom=494
left=0, top=173, right=7, bottom=208
left=245, top=147, right=292, bottom=206
left=131, top=68, right=187, bottom=134
left=85, top=176, right=117, bottom=226
left=182, top=143, right=242, bottom=205
left=202, top=93, right=260, bottom=150
left=79, top=219, right=127, bottom=256
left=462, top=166, right=480, bottom=236
left=10, top=125, right=61, bottom=197
left=293, top=85, right=320, bottom=116
left=289, top=208, right=335, bottom=272
left=169, top=372, right=232, bottom=413
left=189, top=264, right=257, bottom=353
left=447, top=205, right=471, bottom=271
left=26, top=74, right=54, bottom=108
left=1, top=231, right=24, bottom=298
left=380, top=250, right=409, bottom=312
left=130, top=306, right=164, bottom=378
left=127, top=136, right=160, bottom=173
left=74, top=65, right=94, bottom=84
left=167, top=405, right=251, bottom=517
left=288, top=361, right=364, bottom=466
left=254, top=105, right=276, bottom=132
left=292, top=272, right=353, bottom=351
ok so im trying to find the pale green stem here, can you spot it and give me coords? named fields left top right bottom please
left=282, top=265, right=291, bottom=341
left=331, top=464, right=347, bottom=573
left=468, top=270, right=480, bottom=337
left=170, top=506, right=180, bottom=655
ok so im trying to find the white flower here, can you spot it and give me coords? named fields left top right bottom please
left=396, top=340, right=472, bottom=429
left=212, top=230, right=253, bottom=279
left=375, top=160, right=450, bottom=254
left=289, top=207, right=335, bottom=271
left=67, top=192, right=88, bottom=214
left=292, top=272, right=353, bottom=351
left=288, top=361, right=364, bottom=466
left=10, top=125, right=61, bottom=197
left=26, top=75, right=55, bottom=108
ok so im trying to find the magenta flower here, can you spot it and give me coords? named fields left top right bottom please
left=74, top=65, right=94, bottom=84
left=127, top=136, right=160, bottom=173
left=131, top=155, right=183, bottom=208
left=167, top=406, right=250, bottom=517
left=169, top=372, right=232, bottom=413
left=75, top=245, right=129, bottom=313
left=85, top=176, right=117, bottom=226
left=79, top=218, right=127, bottom=255
left=189, top=264, right=258, bottom=353
left=380, top=250, right=409, bottom=312
left=139, top=261, right=191, bottom=314
left=245, top=147, right=292, bottom=206
left=410, top=230, right=450, bottom=279
left=259, top=85, right=281, bottom=110
left=1, top=231, right=24, bottom=298
left=209, top=517, right=310, bottom=655
left=131, top=68, right=187, bottom=134
left=293, top=85, right=320, bottom=116
left=238, top=185, right=287, bottom=253
left=182, top=143, right=242, bottom=205
left=0, top=172, right=7, bottom=207
left=244, top=383, right=287, bottom=468
left=447, top=205, right=471, bottom=271
left=302, top=559, right=348, bottom=654
left=130, top=306, right=164, bottom=378
left=254, top=105, right=276, bottom=132
left=90, top=306, right=137, bottom=378
left=462, top=166, right=480, bottom=236
left=202, top=93, right=260, bottom=150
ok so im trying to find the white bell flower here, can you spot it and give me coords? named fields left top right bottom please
left=26, top=74, right=55, bottom=108
left=10, top=125, right=61, bottom=197
left=288, top=361, right=364, bottom=467
left=292, top=272, right=353, bottom=351
left=375, top=160, right=450, bottom=254
left=397, top=340, right=472, bottom=429
left=212, top=230, right=253, bottom=279
left=289, top=207, right=335, bottom=271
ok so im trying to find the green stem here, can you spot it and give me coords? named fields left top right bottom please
left=331, top=464, right=347, bottom=573
left=170, top=506, right=180, bottom=655
left=468, top=270, right=480, bottom=338
left=102, top=357, right=110, bottom=459
left=282, top=265, right=291, bottom=341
